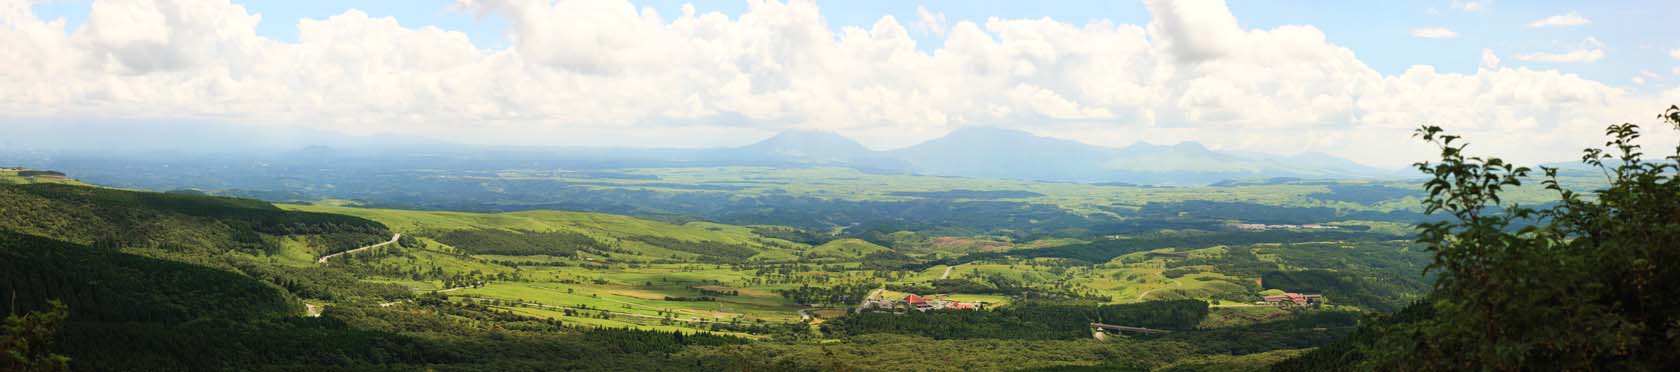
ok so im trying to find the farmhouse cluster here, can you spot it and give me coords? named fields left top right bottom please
left=859, top=293, right=978, bottom=313
left=1260, top=292, right=1325, bottom=307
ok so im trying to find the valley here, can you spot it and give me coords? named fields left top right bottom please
left=1, top=165, right=1436, bottom=371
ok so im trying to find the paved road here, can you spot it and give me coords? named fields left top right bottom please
left=317, top=233, right=401, bottom=264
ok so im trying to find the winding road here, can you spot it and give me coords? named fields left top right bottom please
left=317, top=233, right=401, bottom=264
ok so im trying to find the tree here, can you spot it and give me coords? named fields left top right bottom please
left=1350, top=106, right=1680, bottom=370
left=2, top=300, right=71, bottom=372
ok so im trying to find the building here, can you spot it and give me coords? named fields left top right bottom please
left=904, top=294, right=935, bottom=311
left=1261, top=292, right=1325, bottom=307
left=858, top=293, right=981, bottom=313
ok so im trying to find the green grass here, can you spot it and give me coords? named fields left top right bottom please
left=806, top=238, right=892, bottom=259
left=281, top=204, right=809, bottom=261
left=0, top=168, right=90, bottom=186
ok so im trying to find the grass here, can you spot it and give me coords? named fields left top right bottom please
left=0, top=168, right=90, bottom=186
left=271, top=192, right=1417, bottom=336
left=280, top=204, right=809, bottom=261
left=807, top=239, right=892, bottom=260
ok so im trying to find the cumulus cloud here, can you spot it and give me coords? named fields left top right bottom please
left=0, top=0, right=1666, bottom=166
left=1410, top=27, right=1458, bottom=39
left=1670, top=48, right=1680, bottom=60
left=1513, top=49, right=1604, bottom=63
left=1145, top=0, right=1243, bottom=63
left=1528, top=12, right=1589, bottom=28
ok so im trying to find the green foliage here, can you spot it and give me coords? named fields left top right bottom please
left=430, top=229, right=602, bottom=256
left=0, top=231, right=298, bottom=323
left=824, top=301, right=1210, bottom=340
left=776, top=283, right=875, bottom=306
left=1287, top=109, right=1680, bottom=370
left=2, top=300, right=71, bottom=372
left=677, top=333, right=1196, bottom=372
left=0, top=183, right=388, bottom=255
left=629, top=235, right=759, bottom=261
left=980, top=230, right=1392, bottom=264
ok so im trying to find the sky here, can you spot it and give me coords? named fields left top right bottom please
left=4, top=0, right=1679, bottom=166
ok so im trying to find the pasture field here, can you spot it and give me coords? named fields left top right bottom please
left=261, top=171, right=1438, bottom=340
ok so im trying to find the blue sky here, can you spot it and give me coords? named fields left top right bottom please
left=29, top=0, right=1676, bottom=84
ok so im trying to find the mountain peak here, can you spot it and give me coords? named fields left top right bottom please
left=1171, top=141, right=1209, bottom=151
left=744, top=130, right=861, bottom=148
left=732, top=130, right=871, bottom=162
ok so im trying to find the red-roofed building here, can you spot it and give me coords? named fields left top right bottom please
left=947, top=301, right=976, bottom=310
left=904, top=294, right=934, bottom=311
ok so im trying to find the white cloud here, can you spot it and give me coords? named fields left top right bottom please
left=1145, top=0, right=1243, bottom=63
left=1513, top=49, right=1605, bottom=63
left=1633, top=76, right=1646, bottom=85
left=1479, top=48, right=1500, bottom=70
left=1670, top=48, right=1680, bottom=60
left=1452, top=0, right=1485, bottom=12
left=1582, top=37, right=1606, bottom=49
left=1410, top=27, right=1458, bottom=39
left=1528, top=12, right=1589, bottom=28
left=0, top=0, right=1664, bottom=167
left=912, top=6, right=947, bottom=36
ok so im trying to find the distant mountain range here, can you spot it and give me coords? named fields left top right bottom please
left=0, top=121, right=1404, bottom=186
left=697, top=127, right=1403, bottom=185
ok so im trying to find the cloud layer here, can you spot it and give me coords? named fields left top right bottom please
left=0, top=0, right=1672, bottom=166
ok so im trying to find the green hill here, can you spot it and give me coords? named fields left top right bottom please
left=806, top=238, right=893, bottom=259
left=0, top=168, right=89, bottom=186
left=0, top=231, right=299, bottom=322
left=283, top=205, right=805, bottom=262
left=0, top=183, right=390, bottom=256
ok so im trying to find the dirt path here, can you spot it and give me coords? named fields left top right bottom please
left=304, top=304, right=322, bottom=317
left=1135, top=279, right=1183, bottom=302
left=940, top=264, right=961, bottom=280
left=317, top=233, right=401, bottom=264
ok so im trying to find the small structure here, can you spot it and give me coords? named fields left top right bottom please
left=858, top=293, right=979, bottom=313
left=1261, top=292, right=1325, bottom=307
left=1090, top=323, right=1172, bottom=339
left=904, top=294, right=935, bottom=311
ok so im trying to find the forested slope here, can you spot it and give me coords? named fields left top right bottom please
left=0, top=183, right=390, bottom=256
